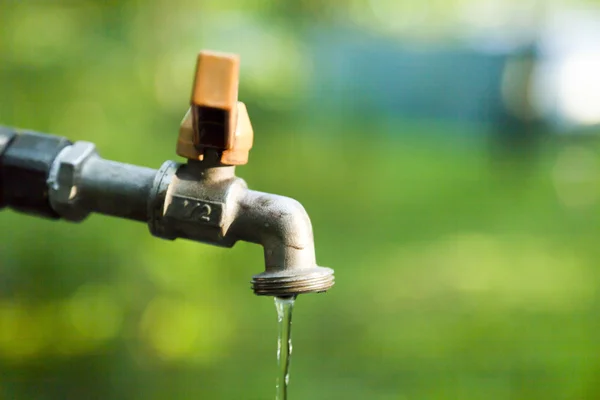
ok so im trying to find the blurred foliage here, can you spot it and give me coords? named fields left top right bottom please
left=2, top=1, right=600, bottom=399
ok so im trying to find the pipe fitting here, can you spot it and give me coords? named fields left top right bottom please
left=48, top=142, right=157, bottom=222
left=47, top=141, right=97, bottom=221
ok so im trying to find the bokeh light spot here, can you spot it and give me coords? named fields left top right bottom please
left=140, top=296, right=232, bottom=364
left=0, top=302, right=50, bottom=361
left=559, top=55, right=600, bottom=125
left=63, top=284, right=124, bottom=343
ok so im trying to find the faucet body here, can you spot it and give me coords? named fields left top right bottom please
left=0, top=128, right=334, bottom=297
left=0, top=50, right=334, bottom=297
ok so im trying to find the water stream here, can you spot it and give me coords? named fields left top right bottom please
left=275, top=296, right=296, bottom=400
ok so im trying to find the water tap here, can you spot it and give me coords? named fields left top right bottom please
left=0, top=50, right=334, bottom=297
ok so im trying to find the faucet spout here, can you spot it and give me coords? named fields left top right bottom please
left=146, top=160, right=335, bottom=297
left=230, top=190, right=334, bottom=296
left=232, top=191, right=316, bottom=270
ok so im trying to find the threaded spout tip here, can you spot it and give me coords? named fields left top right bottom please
left=251, top=266, right=334, bottom=297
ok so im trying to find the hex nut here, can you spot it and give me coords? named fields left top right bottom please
left=47, top=141, right=97, bottom=221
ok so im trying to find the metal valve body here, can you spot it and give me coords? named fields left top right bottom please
left=0, top=50, right=335, bottom=297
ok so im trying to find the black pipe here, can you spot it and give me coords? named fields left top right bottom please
left=0, top=126, right=71, bottom=219
left=0, top=127, right=17, bottom=209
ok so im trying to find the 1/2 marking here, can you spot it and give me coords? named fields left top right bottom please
left=195, top=203, right=212, bottom=222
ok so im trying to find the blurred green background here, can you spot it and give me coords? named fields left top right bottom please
left=2, top=1, right=600, bottom=399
